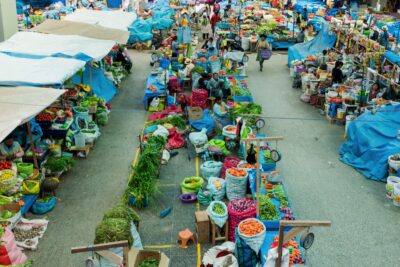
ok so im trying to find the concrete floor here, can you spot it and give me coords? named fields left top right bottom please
left=27, top=51, right=400, bottom=266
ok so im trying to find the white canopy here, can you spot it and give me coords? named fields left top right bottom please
left=0, top=86, right=66, bottom=142
left=0, top=32, right=115, bottom=61
left=0, top=53, right=85, bottom=86
left=65, top=9, right=137, bottom=31
left=31, top=19, right=130, bottom=44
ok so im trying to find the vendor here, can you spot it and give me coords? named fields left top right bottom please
left=368, top=82, right=381, bottom=101
left=198, top=73, right=209, bottom=90
left=331, top=61, right=346, bottom=84
left=210, top=11, right=221, bottom=34
left=202, top=37, right=216, bottom=50
left=297, top=28, right=305, bottom=43
left=171, top=36, right=179, bottom=57
left=0, top=136, right=24, bottom=162
left=178, top=58, right=195, bottom=78
left=317, top=50, right=329, bottom=68
left=379, top=26, right=390, bottom=49
left=213, top=96, right=231, bottom=127
left=207, top=73, right=224, bottom=97
left=382, top=84, right=400, bottom=101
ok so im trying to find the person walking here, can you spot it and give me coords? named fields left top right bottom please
left=210, top=11, right=221, bottom=35
left=200, top=14, right=212, bottom=41
left=256, top=35, right=271, bottom=71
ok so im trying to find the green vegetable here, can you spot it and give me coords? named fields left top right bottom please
left=0, top=210, right=14, bottom=219
left=0, top=195, right=13, bottom=205
left=138, top=258, right=159, bottom=267
left=81, top=129, right=96, bottom=134
left=103, top=204, right=140, bottom=228
left=44, top=156, right=74, bottom=172
left=212, top=203, right=225, bottom=215
left=193, top=66, right=205, bottom=74
left=147, top=116, right=186, bottom=129
left=230, top=103, right=262, bottom=126
left=94, top=218, right=133, bottom=247
left=25, top=180, right=37, bottom=189
left=259, top=195, right=279, bottom=221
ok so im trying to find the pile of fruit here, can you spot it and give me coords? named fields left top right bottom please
left=36, top=112, right=54, bottom=122
left=0, top=170, right=15, bottom=181
left=0, top=160, right=11, bottom=170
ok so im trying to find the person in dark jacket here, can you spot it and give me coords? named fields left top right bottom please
left=331, top=61, right=345, bottom=84
left=198, top=73, right=209, bottom=90
left=382, top=84, right=400, bottom=101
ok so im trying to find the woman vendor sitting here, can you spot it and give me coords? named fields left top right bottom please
left=213, top=96, right=231, bottom=127
left=0, top=136, right=24, bottom=162
left=178, top=58, right=195, bottom=79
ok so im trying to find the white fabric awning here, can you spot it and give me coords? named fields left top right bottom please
left=0, top=53, right=85, bottom=86
left=31, top=19, right=130, bottom=44
left=0, top=86, right=66, bottom=142
left=0, top=32, right=115, bottom=61
left=65, top=9, right=137, bottom=31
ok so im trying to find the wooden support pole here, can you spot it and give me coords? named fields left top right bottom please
left=26, top=123, right=38, bottom=169
left=256, top=140, right=261, bottom=217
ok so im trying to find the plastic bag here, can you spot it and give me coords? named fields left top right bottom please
left=31, top=197, right=56, bottom=215
left=200, top=161, right=223, bottom=180
left=14, top=218, right=49, bottom=251
left=153, top=125, right=169, bottom=139
left=226, top=169, right=248, bottom=200
left=264, top=247, right=290, bottom=267
left=0, top=227, right=28, bottom=264
left=167, top=132, right=185, bottom=150
left=207, top=201, right=228, bottom=228
left=214, top=254, right=239, bottom=267
left=202, top=241, right=236, bottom=266
left=197, top=188, right=213, bottom=205
left=22, top=180, right=40, bottom=195
left=222, top=125, right=237, bottom=139
left=207, top=177, right=226, bottom=201
left=189, top=128, right=208, bottom=145
left=181, top=177, right=204, bottom=194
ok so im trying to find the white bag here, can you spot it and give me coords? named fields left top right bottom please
left=189, top=128, right=208, bottom=145
left=152, top=125, right=169, bottom=139
left=214, top=254, right=239, bottom=267
left=149, top=97, right=160, bottom=109
left=264, top=247, right=290, bottom=267
left=202, top=241, right=236, bottom=266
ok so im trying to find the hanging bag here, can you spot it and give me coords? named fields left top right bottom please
left=260, top=48, right=272, bottom=60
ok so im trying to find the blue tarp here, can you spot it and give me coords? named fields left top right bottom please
left=72, top=66, right=117, bottom=103
left=293, top=0, right=326, bottom=16
left=143, top=73, right=173, bottom=107
left=189, top=109, right=215, bottom=134
left=128, top=19, right=153, bottom=44
left=288, top=19, right=336, bottom=66
left=339, top=105, right=400, bottom=182
left=386, top=21, right=400, bottom=38
left=382, top=51, right=400, bottom=66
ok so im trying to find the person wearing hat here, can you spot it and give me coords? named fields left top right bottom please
left=178, top=58, right=195, bottom=78
left=0, top=135, right=24, bottom=162
left=256, top=34, right=271, bottom=71
left=207, top=73, right=224, bottom=97
left=379, top=26, right=390, bottom=49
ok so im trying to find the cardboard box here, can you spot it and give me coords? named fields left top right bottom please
left=188, top=106, right=203, bottom=122
left=130, top=249, right=170, bottom=267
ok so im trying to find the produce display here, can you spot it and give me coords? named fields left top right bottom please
left=227, top=168, right=247, bottom=177
left=271, top=237, right=304, bottom=265
left=103, top=204, right=140, bottom=228
left=228, top=198, right=256, bottom=213
left=94, top=218, right=133, bottom=247
left=138, top=258, right=159, bottom=267
left=0, top=170, right=15, bottom=181
left=259, top=195, right=279, bottom=221
left=239, top=219, right=264, bottom=236
left=0, top=160, right=12, bottom=170
left=212, top=202, right=226, bottom=215
left=44, top=157, right=74, bottom=173
left=238, top=163, right=256, bottom=169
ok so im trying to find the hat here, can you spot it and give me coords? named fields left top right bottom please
left=382, top=26, right=388, bottom=30
left=181, top=9, right=188, bottom=14
left=184, top=58, right=191, bottom=65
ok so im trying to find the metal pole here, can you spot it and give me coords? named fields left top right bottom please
left=27, top=122, right=38, bottom=169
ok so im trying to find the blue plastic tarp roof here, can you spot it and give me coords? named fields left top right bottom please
left=72, top=66, right=117, bottom=103
left=386, top=21, right=400, bottom=38
left=382, top=51, right=400, bottom=66
left=339, top=105, right=400, bottom=182
left=288, top=19, right=336, bottom=66
left=293, top=0, right=326, bottom=15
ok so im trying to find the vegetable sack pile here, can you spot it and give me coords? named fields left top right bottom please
left=239, top=219, right=264, bottom=236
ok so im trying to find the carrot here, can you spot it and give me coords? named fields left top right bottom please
left=239, top=219, right=264, bottom=236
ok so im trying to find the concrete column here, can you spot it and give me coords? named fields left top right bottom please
left=0, top=0, right=17, bottom=42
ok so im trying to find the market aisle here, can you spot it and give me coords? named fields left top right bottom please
left=27, top=51, right=149, bottom=267
left=247, top=53, right=399, bottom=266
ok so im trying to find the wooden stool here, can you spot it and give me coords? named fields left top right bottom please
left=69, top=145, right=91, bottom=158
left=195, top=211, right=210, bottom=243
left=177, top=228, right=196, bottom=248
left=211, top=220, right=228, bottom=245
left=182, top=78, right=192, bottom=91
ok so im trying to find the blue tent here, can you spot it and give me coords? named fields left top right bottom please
left=340, top=105, right=400, bottom=182
left=382, top=51, right=400, bottom=66
left=288, top=19, right=336, bottom=66
left=72, top=67, right=117, bottom=103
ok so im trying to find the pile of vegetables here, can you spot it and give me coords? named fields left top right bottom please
left=193, top=66, right=205, bottom=74
left=256, top=19, right=279, bottom=35
left=0, top=170, right=14, bottom=181
left=230, top=103, right=262, bottom=126
left=274, top=184, right=288, bottom=208
left=138, top=258, right=159, bottom=267
left=0, top=160, right=12, bottom=170
left=212, top=202, right=226, bottom=215
left=147, top=116, right=186, bottom=130
left=271, top=237, right=304, bottom=265
left=238, top=163, right=255, bottom=169
left=239, top=219, right=264, bottom=236
left=124, top=134, right=166, bottom=208
left=44, top=156, right=74, bottom=173
left=228, top=198, right=256, bottom=213
left=103, top=203, right=140, bottom=228
left=94, top=218, right=133, bottom=246
left=259, top=195, right=279, bottom=221
left=0, top=210, right=15, bottom=220
left=230, top=85, right=251, bottom=96
left=227, top=168, right=247, bottom=177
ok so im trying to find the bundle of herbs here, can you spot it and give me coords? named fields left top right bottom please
left=147, top=116, right=186, bottom=130
left=44, top=156, right=74, bottom=173
left=94, top=218, right=133, bottom=247
left=103, top=203, right=140, bottom=228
